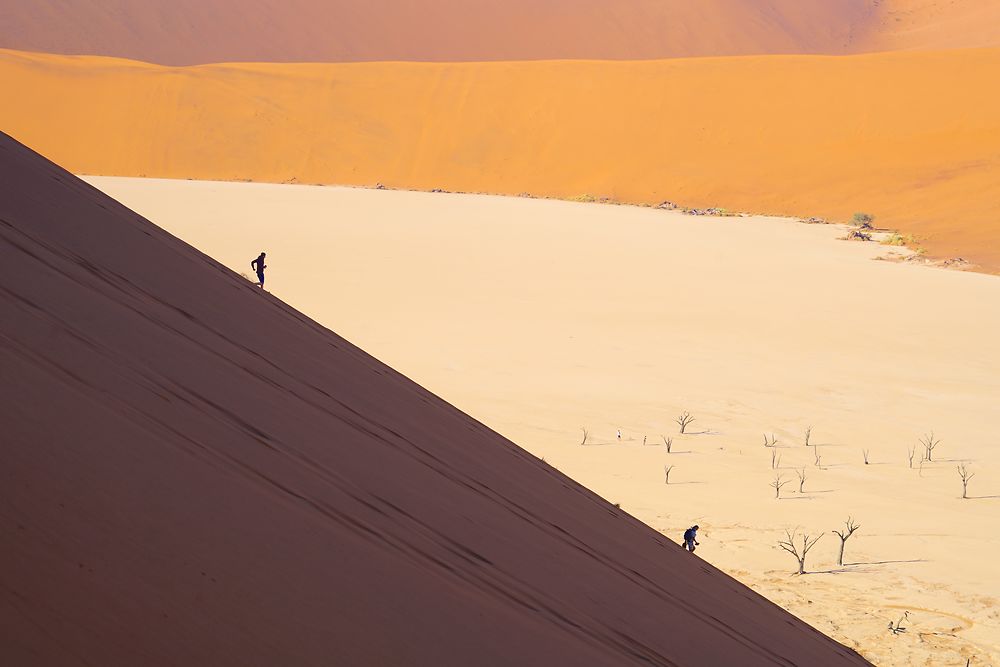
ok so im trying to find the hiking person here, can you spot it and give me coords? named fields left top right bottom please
left=682, top=525, right=700, bottom=552
left=251, top=252, right=267, bottom=288
left=617, top=429, right=622, bottom=441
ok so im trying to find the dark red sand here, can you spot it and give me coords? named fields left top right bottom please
left=0, top=133, right=870, bottom=665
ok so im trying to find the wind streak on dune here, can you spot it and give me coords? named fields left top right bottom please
left=1, top=48, right=999, bottom=269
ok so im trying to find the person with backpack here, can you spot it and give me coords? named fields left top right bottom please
left=682, top=525, right=700, bottom=552
left=251, top=252, right=267, bottom=288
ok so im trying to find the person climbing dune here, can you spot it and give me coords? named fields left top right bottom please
left=682, top=525, right=700, bottom=553
left=251, top=252, right=267, bottom=288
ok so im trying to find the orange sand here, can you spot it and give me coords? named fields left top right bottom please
left=3, top=47, right=998, bottom=269
left=3, top=1, right=1000, bottom=64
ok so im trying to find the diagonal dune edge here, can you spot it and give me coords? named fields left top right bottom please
left=1, top=46, right=999, bottom=272
left=0, top=131, right=873, bottom=665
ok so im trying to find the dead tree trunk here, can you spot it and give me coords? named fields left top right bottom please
left=675, top=412, right=695, bottom=434
left=832, top=517, right=860, bottom=566
left=770, top=473, right=788, bottom=499
left=920, top=432, right=940, bottom=462
left=958, top=463, right=975, bottom=499
left=777, top=530, right=823, bottom=574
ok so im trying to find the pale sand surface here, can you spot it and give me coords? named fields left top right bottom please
left=6, top=48, right=1000, bottom=270
left=86, top=176, right=1000, bottom=666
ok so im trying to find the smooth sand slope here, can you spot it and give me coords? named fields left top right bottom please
left=3, top=0, right=1000, bottom=63
left=0, top=136, right=873, bottom=665
left=0, top=0, right=879, bottom=64
left=85, top=175, right=1000, bottom=666
left=2, top=47, right=999, bottom=270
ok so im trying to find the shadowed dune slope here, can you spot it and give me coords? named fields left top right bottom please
left=2, top=0, right=998, bottom=64
left=0, top=0, right=880, bottom=64
left=2, top=48, right=998, bottom=269
left=875, top=0, right=1000, bottom=51
left=0, top=132, right=870, bottom=665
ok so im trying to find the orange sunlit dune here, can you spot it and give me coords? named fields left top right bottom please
left=2, top=47, right=998, bottom=269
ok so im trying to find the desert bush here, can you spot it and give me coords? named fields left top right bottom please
left=852, top=212, right=875, bottom=229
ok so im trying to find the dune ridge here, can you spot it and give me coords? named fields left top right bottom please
left=2, top=47, right=998, bottom=270
left=2, top=1, right=999, bottom=64
left=0, top=131, right=871, bottom=665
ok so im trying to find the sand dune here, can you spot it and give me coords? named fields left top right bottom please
left=0, top=134, right=873, bottom=664
left=84, top=175, right=1000, bottom=666
left=2, top=47, right=999, bottom=270
left=3, top=1, right=999, bottom=64
left=875, top=0, right=1000, bottom=51
left=0, top=0, right=878, bottom=64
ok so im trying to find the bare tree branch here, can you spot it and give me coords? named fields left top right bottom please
left=919, top=432, right=941, bottom=462
left=777, top=529, right=823, bottom=574
left=832, top=517, right=861, bottom=566
left=958, top=463, right=975, bottom=499
left=770, top=473, right=789, bottom=499
left=675, top=412, right=695, bottom=434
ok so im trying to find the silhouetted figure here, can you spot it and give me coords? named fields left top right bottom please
left=251, top=252, right=267, bottom=288
left=682, top=525, right=700, bottom=552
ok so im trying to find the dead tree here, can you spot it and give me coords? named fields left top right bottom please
left=763, top=433, right=777, bottom=447
left=675, top=412, right=695, bottom=434
left=907, top=445, right=916, bottom=469
left=662, top=435, right=673, bottom=453
left=957, top=463, right=975, bottom=499
left=771, top=450, right=782, bottom=470
left=795, top=467, right=807, bottom=493
left=580, top=428, right=589, bottom=446
left=832, top=517, right=860, bottom=566
left=862, top=449, right=870, bottom=465
left=664, top=465, right=674, bottom=484
left=777, top=529, right=823, bottom=574
left=919, top=432, right=941, bottom=462
left=804, top=426, right=813, bottom=447
left=888, top=611, right=910, bottom=635
left=813, top=445, right=822, bottom=468
left=771, top=473, right=789, bottom=499
left=643, top=435, right=647, bottom=446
